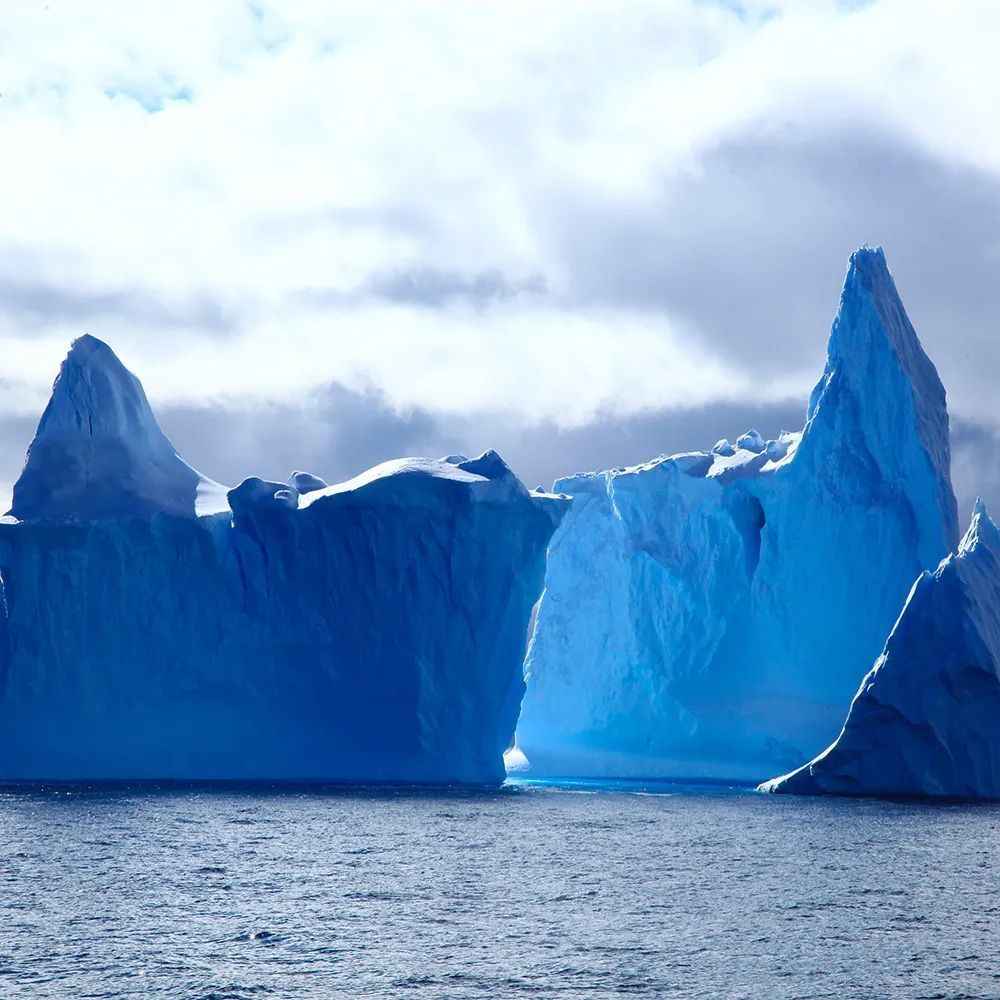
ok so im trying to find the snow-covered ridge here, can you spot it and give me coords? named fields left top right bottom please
left=0, top=337, right=567, bottom=784
left=517, top=246, right=959, bottom=782
left=760, top=499, right=1000, bottom=799
left=575, top=427, right=802, bottom=492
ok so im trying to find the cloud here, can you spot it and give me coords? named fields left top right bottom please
left=154, top=390, right=811, bottom=496
left=0, top=268, right=234, bottom=333
left=545, top=124, right=1000, bottom=392
left=1, top=0, right=999, bottom=500
left=950, top=418, right=1000, bottom=526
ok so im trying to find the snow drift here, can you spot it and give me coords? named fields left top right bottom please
left=761, top=501, right=1000, bottom=799
left=517, top=247, right=959, bottom=781
left=0, top=336, right=567, bottom=784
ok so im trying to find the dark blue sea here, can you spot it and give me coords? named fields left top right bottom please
left=0, top=779, right=997, bottom=999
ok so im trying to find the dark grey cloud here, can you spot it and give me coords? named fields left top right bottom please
left=0, top=411, right=37, bottom=510
left=539, top=124, right=1000, bottom=383
left=153, top=385, right=464, bottom=489
left=290, top=267, right=546, bottom=310
left=3, top=121, right=999, bottom=528
left=950, top=417, right=1000, bottom=525
left=0, top=272, right=236, bottom=334
left=365, top=268, right=546, bottom=309
left=259, top=123, right=1000, bottom=433
left=155, top=384, right=806, bottom=494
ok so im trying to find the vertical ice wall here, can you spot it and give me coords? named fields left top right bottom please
left=0, top=337, right=568, bottom=784
left=518, top=248, right=958, bottom=781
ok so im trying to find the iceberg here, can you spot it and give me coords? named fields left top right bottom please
left=761, top=501, right=1000, bottom=799
left=0, top=336, right=567, bottom=784
left=517, top=247, right=960, bottom=781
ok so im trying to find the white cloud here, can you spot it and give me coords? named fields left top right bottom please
left=0, top=0, right=998, bottom=429
left=0, top=303, right=809, bottom=428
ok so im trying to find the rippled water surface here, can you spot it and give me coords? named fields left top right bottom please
left=0, top=780, right=998, bottom=998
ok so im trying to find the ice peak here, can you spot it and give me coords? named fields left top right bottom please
left=9, top=336, right=227, bottom=520
left=959, top=499, right=1000, bottom=558
left=456, top=450, right=518, bottom=482
left=836, top=246, right=906, bottom=344
left=804, top=246, right=959, bottom=554
left=845, top=244, right=889, bottom=286
left=36, top=334, right=158, bottom=440
left=66, top=331, right=117, bottom=363
left=819, top=245, right=925, bottom=383
left=58, top=334, right=147, bottom=413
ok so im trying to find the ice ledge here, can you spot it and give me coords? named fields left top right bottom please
left=231, top=452, right=569, bottom=525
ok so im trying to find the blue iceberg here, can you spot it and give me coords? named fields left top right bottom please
left=0, top=336, right=568, bottom=784
left=517, top=247, right=960, bottom=781
left=761, top=500, right=1000, bottom=799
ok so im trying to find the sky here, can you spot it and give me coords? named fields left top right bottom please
left=1, top=0, right=999, bottom=515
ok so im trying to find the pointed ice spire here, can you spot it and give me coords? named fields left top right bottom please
left=959, top=498, right=1000, bottom=558
left=9, top=335, right=228, bottom=521
left=801, top=246, right=959, bottom=559
left=810, top=248, right=949, bottom=421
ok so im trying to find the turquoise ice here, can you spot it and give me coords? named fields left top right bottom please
left=761, top=499, right=1000, bottom=798
left=518, top=248, right=959, bottom=781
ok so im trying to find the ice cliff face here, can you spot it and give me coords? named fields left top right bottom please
left=761, top=501, right=1000, bottom=799
left=0, top=337, right=567, bottom=784
left=517, top=247, right=960, bottom=781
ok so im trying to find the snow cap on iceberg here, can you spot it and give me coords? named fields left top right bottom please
left=287, top=471, right=328, bottom=495
left=9, top=335, right=228, bottom=521
left=958, top=497, right=1000, bottom=557
left=292, top=450, right=560, bottom=519
left=736, top=429, right=765, bottom=454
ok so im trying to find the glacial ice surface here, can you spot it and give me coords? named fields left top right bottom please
left=9, top=334, right=229, bottom=520
left=761, top=500, right=1000, bottom=799
left=0, top=337, right=567, bottom=784
left=517, top=247, right=960, bottom=781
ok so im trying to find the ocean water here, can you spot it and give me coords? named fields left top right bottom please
left=0, top=781, right=997, bottom=999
